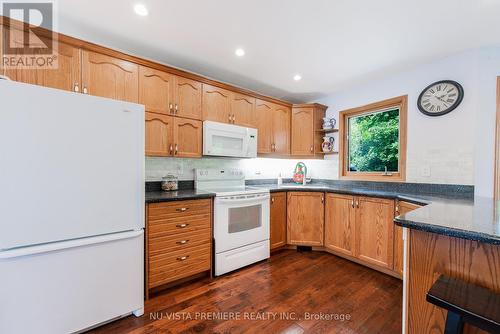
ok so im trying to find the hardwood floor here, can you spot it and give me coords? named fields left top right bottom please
left=87, top=250, right=402, bottom=334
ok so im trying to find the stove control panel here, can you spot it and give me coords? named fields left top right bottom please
left=195, top=168, right=244, bottom=181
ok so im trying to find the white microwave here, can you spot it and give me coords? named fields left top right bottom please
left=203, top=121, right=257, bottom=158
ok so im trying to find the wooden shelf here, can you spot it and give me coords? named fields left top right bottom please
left=315, top=128, right=339, bottom=134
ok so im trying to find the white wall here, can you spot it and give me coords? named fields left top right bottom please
left=146, top=46, right=500, bottom=194
left=318, top=46, right=500, bottom=194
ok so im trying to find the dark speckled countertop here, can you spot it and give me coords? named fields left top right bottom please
left=145, top=179, right=500, bottom=245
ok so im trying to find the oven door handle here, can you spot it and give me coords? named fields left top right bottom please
left=216, top=194, right=270, bottom=205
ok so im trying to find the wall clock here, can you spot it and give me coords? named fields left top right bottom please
left=417, top=80, right=464, bottom=116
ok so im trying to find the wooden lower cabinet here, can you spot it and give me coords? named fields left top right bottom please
left=146, top=199, right=212, bottom=295
left=287, top=192, right=324, bottom=246
left=355, top=196, right=395, bottom=270
left=394, top=201, right=420, bottom=276
left=324, top=193, right=356, bottom=256
left=270, top=192, right=287, bottom=250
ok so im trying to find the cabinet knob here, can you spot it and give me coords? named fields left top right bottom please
left=176, top=239, right=189, bottom=245
left=175, top=104, right=179, bottom=114
left=176, top=207, right=188, bottom=212
left=356, top=200, right=359, bottom=208
left=73, top=82, right=79, bottom=92
left=175, top=144, right=178, bottom=155
left=169, top=144, right=173, bottom=155
left=169, top=103, right=174, bottom=113
left=351, top=199, right=355, bottom=208
left=321, top=196, right=324, bottom=203
left=232, top=114, right=235, bottom=123
left=176, top=223, right=189, bottom=228
left=82, top=86, right=88, bottom=94
left=271, top=197, right=275, bottom=204
left=176, top=255, right=189, bottom=261
left=310, top=145, right=313, bottom=152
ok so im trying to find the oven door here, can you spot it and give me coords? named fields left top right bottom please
left=203, top=121, right=250, bottom=157
left=214, top=193, right=270, bottom=254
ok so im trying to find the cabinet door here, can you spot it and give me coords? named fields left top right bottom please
left=256, top=99, right=273, bottom=154
left=393, top=201, right=420, bottom=276
left=173, top=117, right=202, bottom=158
left=287, top=192, right=324, bottom=246
left=355, top=196, right=395, bottom=269
left=270, top=192, right=287, bottom=250
left=3, top=27, right=81, bottom=92
left=231, top=93, right=256, bottom=127
left=291, top=107, right=314, bottom=155
left=82, top=50, right=138, bottom=102
left=272, top=105, right=291, bottom=155
left=325, top=194, right=356, bottom=256
left=139, top=66, right=173, bottom=115
left=174, top=76, right=202, bottom=120
left=202, top=84, right=231, bottom=123
left=145, top=112, right=173, bottom=157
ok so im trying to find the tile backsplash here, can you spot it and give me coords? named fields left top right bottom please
left=145, top=157, right=338, bottom=181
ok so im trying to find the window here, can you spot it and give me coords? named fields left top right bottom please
left=339, top=95, right=407, bottom=181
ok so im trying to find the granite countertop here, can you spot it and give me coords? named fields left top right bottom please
left=250, top=182, right=498, bottom=245
left=145, top=189, right=215, bottom=203
left=144, top=180, right=499, bottom=245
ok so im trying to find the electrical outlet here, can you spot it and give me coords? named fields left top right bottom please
left=421, top=165, right=431, bottom=177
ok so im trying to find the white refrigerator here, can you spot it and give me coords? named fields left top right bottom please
left=0, top=80, right=145, bottom=334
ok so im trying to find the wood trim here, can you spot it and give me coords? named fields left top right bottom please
left=323, top=247, right=401, bottom=279
left=339, top=95, right=408, bottom=182
left=0, top=16, right=292, bottom=108
left=495, top=77, right=500, bottom=200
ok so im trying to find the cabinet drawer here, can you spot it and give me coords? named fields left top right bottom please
left=148, top=213, right=210, bottom=238
left=149, top=243, right=210, bottom=288
left=149, top=228, right=211, bottom=256
left=148, top=199, right=211, bottom=221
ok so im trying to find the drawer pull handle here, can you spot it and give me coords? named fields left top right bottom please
left=176, top=239, right=189, bottom=245
left=177, top=255, right=189, bottom=261
left=176, top=223, right=189, bottom=228
left=176, top=207, right=188, bottom=212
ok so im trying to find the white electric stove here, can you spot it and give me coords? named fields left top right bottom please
left=195, top=168, right=270, bottom=276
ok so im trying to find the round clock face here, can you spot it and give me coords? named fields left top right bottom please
left=417, top=80, right=464, bottom=116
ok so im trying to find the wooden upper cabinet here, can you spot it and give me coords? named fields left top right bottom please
left=393, top=201, right=420, bottom=276
left=256, top=99, right=274, bottom=154
left=82, top=50, right=138, bottom=103
left=272, top=105, right=291, bottom=155
left=230, top=93, right=256, bottom=127
left=270, top=192, right=287, bottom=250
left=174, top=76, right=202, bottom=120
left=287, top=192, right=324, bottom=246
left=202, top=84, right=231, bottom=123
left=3, top=27, right=81, bottom=92
left=291, top=107, right=314, bottom=155
left=139, top=66, right=173, bottom=114
left=325, top=193, right=356, bottom=257
left=145, top=112, right=173, bottom=157
left=355, top=196, right=395, bottom=269
left=173, top=117, right=202, bottom=158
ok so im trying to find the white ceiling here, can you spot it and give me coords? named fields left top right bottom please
left=46, top=1, right=500, bottom=102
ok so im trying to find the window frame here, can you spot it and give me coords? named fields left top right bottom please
left=339, top=95, right=407, bottom=182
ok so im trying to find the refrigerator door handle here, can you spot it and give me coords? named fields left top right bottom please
left=0, top=230, right=143, bottom=259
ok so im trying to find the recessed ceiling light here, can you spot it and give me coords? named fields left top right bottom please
left=134, top=3, right=148, bottom=16
left=293, top=74, right=302, bottom=81
left=235, top=48, right=245, bottom=57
